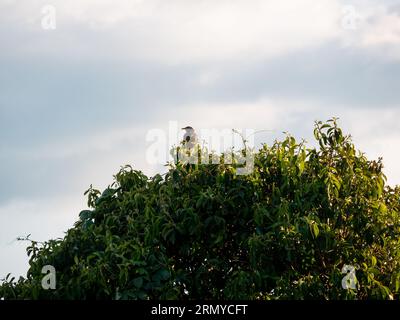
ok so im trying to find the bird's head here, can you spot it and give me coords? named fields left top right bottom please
left=181, top=126, right=194, bottom=131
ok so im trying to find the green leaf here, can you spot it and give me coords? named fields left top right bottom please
left=133, top=277, right=143, bottom=289
left=298, top=160, right=305, bottom=175
left=371, top=256, right=377, bottom=267
left=312, top=223, right=319, bottom=238
left=379, top=203, right=387, bottom=214
left=153, top=269, right=170, bottom=282
left=79, top=210, right=92, bottom=220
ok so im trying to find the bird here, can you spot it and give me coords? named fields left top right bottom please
left=181, top=126, right=198, bottom=150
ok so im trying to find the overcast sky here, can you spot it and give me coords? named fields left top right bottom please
left=1, top=0, right=399, bottom=278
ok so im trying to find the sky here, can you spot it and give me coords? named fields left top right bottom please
left=0, top=0, right=399, bottom=278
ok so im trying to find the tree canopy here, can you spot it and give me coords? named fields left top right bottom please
left=1, top=119, right=399, bottom=300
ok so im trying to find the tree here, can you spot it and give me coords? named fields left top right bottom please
left=1, top=119, right=399, bottom=300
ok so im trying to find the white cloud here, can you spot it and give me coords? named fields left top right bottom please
left=3, top=0, right=400, bottom=63
left=339, top=4, right=400, bottom=60
left=21, top=126, right=146, bottom=160
left=360, top=13, right=400, bottom=62
left=196, top=71, right=221, bottom=87
left=1, top=0, right=344, bottom=63
left=362, top=14, right=400, bottom=46
left=173, top=98, right=317, bottom=130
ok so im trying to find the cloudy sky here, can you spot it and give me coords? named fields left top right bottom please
left=0, top=0, right=399, bottom=278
